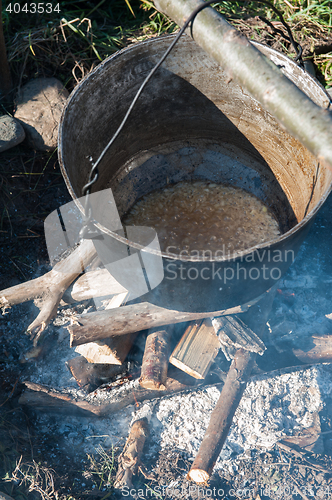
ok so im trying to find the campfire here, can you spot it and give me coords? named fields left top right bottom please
left=2, top=9, right=332, bottom=494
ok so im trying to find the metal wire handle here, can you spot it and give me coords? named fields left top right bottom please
left=80, top=0, right=303, bottom=236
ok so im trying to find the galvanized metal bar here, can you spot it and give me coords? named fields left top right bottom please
left=153, top=0, right=332, bottom=169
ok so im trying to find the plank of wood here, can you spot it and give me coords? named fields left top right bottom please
left=169, top=319, right=220, bottom=379
left=69, top=298, right=261, bottom=347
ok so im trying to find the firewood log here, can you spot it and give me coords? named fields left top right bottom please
left=62, top=268, right=126, bottom=303
left=187, top=284, right=278, bottom=483
left=293, top=335, right=332, bottom=363
left=139, top=329, right=172, bottom=390
left=18, top=367, right=200, bottom=416
left=66, top=357, right=128, bottom=393
left=74, top=292, right=133, bottom=364
left=114, top=418, right=149, bottom=489
left=0, top=240, right=96, bottom=340
left=187, top=348, right=256, bottom=483
left=69, top=298, right=262, bottom=347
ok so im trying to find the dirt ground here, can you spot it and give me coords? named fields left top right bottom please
left=1, top=20, right=332, bottom=500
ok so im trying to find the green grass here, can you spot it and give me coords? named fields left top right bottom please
left=2, top=0, right=331, bottom=93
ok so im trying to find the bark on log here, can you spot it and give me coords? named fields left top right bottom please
left=139, top=329, right=172, bottom=390
left=0, top=240, right=96, bottom=339
left=69, top=296, right=262, bottom=347
left=187, top=348, right=256, bottom=483
left=170, top=319, right=220, bottom=379
left=66, top=356, right=128, bottom=393
left=292, top=335, right=332, bottom=363
left=114, top=418, right=149, bottom=489
left=153, top=0, right=332, bottom=169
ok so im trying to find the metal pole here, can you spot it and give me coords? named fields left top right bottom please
left=153, top=0, right=332, bottom=170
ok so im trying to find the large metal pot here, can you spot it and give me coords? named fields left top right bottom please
left=58, top=36, right=332, bottom=313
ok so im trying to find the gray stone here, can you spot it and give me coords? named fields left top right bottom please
left=14, top=78, right=69, bottom=151
left=0, top=115, right=26, bottom=152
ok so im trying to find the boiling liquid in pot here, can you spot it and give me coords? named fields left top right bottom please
left=123, top=181, right=281, bottom=257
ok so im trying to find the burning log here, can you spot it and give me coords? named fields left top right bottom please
left=114, top=418, right=149, bottom=489
left=170, top=319, right=220, bottom=379
left=292, top=335, right=332, bottom=363
left=0, top=240, right=96, bottom=339
left=66, top=357, right=128, bottom=393
left=139, top=329, right=172, bottom=390
left=187, top=348, right=256, bottom=483
left=69, top=299, right=261, bottom=347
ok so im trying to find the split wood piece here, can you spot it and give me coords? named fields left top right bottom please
left=292, top=335, right=332, bottom=363
left=75, top=332, right=138, bottom=365
left=18, top=368, right=201, bottom=416
left=188, top=348, right=256, bottom=483
left=66, top=357, right=128, bottom=393
left=139, top=329, right=172, bottom=390
left=62, top=268, right=126, bottom=304
left=69, top=298, right=262, bottom=348
left=170, top=318, right=220, bottom=379
left=213, top=315, right=266, bottom=356
left=0, top=240, right=96, bottom=339
left=114, top=418, right=149, bottom=489
left=74, top=292, right=133, bottom=364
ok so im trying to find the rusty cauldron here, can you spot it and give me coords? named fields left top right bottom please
left=58, top=36, right=332, bottom=313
